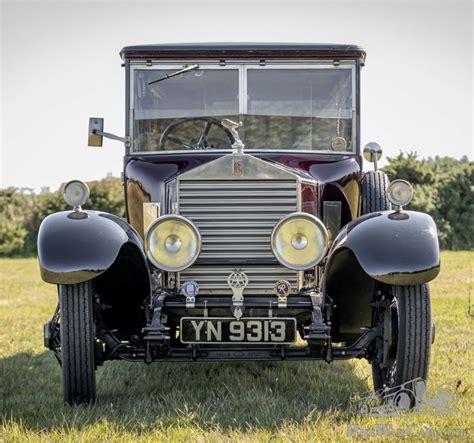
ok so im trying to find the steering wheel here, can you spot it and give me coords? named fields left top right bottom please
left=158, top=117, right=235, bottom=150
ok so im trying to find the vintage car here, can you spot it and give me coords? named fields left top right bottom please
left=38, top=43, right=440, bottom=404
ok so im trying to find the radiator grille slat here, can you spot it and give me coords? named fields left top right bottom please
left=179, top=178, right=299, bottom=296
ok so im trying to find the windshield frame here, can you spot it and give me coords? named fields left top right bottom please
left=127, top=59, right=359, bottom=155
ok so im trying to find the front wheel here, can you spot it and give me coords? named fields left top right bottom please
left=372, top=284, right=432, bottom=395
left=59, top=281, right=97, bottom=404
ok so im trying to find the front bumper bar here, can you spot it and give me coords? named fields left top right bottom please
left=109, top=327, right=380, bottom=363
left=162, top=296, right=313, bottom=309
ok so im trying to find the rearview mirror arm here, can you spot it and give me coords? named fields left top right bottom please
left=92, top=129, right=130, bottom=148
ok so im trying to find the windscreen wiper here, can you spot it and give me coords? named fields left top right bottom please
left=148, top=64, right=200, bottom=85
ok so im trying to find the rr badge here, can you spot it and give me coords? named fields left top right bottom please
left=232, top=159, right=243, bottom=176
left=274, top=280, right=291, bottom=299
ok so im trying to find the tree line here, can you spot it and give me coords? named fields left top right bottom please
left=0, top=177, right=125, bottom=257
left=0, top=153, right=472, bottom=256
left=382, top=153, right=473, bottom=250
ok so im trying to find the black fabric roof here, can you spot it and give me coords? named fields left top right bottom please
left=120, top=43, right=366, bottom=63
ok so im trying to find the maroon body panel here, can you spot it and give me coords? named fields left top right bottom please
left=124, top=151, right=362, bottom=238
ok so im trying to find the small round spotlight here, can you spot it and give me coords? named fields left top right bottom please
left=145, top=215, right=201, bottom=272
left=271, top=212, right=328, bottom=271
left=387, top=179, right=413, bottom=209
left=63, top=180, right=89, bottom=208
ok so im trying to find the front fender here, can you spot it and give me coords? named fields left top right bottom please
left=38, top=210, right=146, bottom=284
left=325, top=210, right=440, bottom=286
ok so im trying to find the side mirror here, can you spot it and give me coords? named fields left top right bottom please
left=88, top=117, right=104, bottom=147
left=87, top=117, right=129, bottom=147
left=363, top=142, right=382, bottom=170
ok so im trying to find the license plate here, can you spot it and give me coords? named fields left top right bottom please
left=180, top=317, right=297, bottom=344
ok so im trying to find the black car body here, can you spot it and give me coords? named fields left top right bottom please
left=38, top=43, right=440, bottom=404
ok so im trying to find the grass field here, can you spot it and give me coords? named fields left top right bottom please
left=0, top=252, right=473, bottom=441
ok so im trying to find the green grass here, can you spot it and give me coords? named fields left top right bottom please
left=0, top=251, right=473, bottom=441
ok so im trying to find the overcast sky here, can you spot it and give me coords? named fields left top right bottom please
left=1, top=0, right=473, bottom=190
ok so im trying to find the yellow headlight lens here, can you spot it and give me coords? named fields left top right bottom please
left=271, top=212, right=328, bottom=270
left=145, top=215, right=201, bottom=272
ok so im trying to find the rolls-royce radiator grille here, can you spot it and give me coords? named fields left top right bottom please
left=178, top=179, right=299, bottom=295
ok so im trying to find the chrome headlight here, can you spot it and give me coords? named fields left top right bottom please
left=271, top=212, right=328, bottom=270
left=387, top=179, right=413, bottom=209
left=63, top=180, right=89, bottom=207
left=145, top=215, right=201, bottom=272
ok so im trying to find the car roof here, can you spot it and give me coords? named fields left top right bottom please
left=120, top=43, right=366, bottom=64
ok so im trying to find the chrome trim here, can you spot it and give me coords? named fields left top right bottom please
left=297, top=180, right=302, bottom=212
left=177, top=153, right=300, bottom=181
left=128, top=149, right=358, bottom=156
left=143, top=202, right=161, bottom=234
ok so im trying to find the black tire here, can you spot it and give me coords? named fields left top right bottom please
left=361, top=170, right=391, bottom=214
left=59, top=281, right=97, bottom=404
left=372, top=284, right=432, bottom=394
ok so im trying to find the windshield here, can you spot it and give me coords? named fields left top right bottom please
left=132, top=64, right=355, bottom=152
